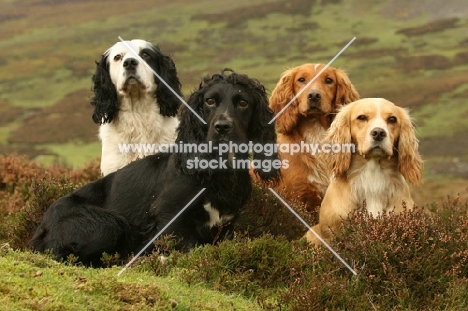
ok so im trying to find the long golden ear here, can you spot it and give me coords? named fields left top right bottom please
left=397, top=107, right=423, bottom=185
left=335, top=69, right=360, bottom=108
left=323, top=105, right=352, bottom=176
left=269, top=70, right=300, bottom=134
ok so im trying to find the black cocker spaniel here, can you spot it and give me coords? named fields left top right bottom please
left=29, top=69, right=280, bottom=266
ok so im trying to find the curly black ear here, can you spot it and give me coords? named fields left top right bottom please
left=249, top=87, right=281, bottom=184
left=174, top=87, right=206, bottom=172
left=90, top=55, right=118, bottom=124
left=155, top=53, right=182, bottom=117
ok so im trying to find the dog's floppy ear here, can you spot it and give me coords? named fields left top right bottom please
left=155, top=51, right=182, bottom=118
left=269, top=70, right=300, bottom=134
left=91, top=54, right=118, bottom=124
left=397, top=107, right=423, bottom=185
left=334, top=69, right=360, bottom=108
left=323, top=105, right=352, bottom=177
left=174, top=86, right=206, bottom=172
left=249, top=85, right=281, bottom=184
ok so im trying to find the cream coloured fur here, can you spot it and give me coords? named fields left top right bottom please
left=306, top=98, right=423, bottom=244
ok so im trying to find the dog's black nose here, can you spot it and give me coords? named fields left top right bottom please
left=214, top=120, right=232, bottom=134
left=308, top=91, right=321, bottom=103
left=371, top=127, right=387, bottom=141
left=123, top=58, right=138, bottom=70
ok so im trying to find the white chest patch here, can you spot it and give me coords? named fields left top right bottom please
left=98, top=102, right=179, bottom=175
left=303, top=122, right=326, bottom=145
left=203, top=202, right=234, bottom=228
left=350, top=160, right=394, bottom=216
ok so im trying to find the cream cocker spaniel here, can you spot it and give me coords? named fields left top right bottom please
left=306, top=98, right=423, bottom=244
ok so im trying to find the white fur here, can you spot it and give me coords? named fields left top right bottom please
left=99, top=105, right=179, bottom=176
left=99, top=40, right=179, bottom=176
left=361, top=99, right=393, bottom=155
left=349, top=158, right=405, bottom=216
left=303, top=120, right=327, bottom=145
left=203, top=202, right=234, bottom=228
left=105, top=40, right=156, bottom=96
left=304, top=121, right=330, bottom=192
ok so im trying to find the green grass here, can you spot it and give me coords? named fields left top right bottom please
left=413, top=83, right=468, bottom=138
left=0, top=69, right=91, bottom=109
left=37, top=142, right=101, bottom=169
left=422, top=155, right=468, bottom=181
left=0, top=245, right=261, bottom=311
left=0, top=121, right=21, bottom=144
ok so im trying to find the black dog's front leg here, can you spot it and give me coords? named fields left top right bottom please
left=145, top=185, right=208, bottom=251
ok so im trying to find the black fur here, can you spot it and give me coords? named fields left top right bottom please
left=91, top=54, right=117, bottom=124
left=90, top=42, right=182, bottom=124
left=30, top=70, right=280, bottom=266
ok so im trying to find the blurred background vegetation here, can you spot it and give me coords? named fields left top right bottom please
left=0, top=0, right=467, bottom=205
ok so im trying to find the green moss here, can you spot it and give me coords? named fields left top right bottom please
left=0, top=246, right=261, bottom=311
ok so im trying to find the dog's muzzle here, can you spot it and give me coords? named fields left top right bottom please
left=214, top=120, right=233, bottom=135
left=307, top=90, right=323, bottom=112
left=370, top=127, right=387, bottom=142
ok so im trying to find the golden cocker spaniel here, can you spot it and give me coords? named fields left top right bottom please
left=305, top=98, right=423, bottom=245
left=270, top=63, right=360, bottom=209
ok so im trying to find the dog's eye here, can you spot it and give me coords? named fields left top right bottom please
left=357, top=115, right=367, bottom=121
left=141, top=52, right=150, bottom=60
left=388, top=116, right=397, bottom=124
left=298, top=77, right=306, bottom=83
left=205, top=98, right=216, bottom=106
left=238, top=100, right=249, bottom=108
left=325, top=77, right=334, bottom=84
left=114, top=54, right=122, bottom=61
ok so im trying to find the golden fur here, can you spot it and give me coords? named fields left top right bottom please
left=270, top=63, right=360, bottom=208
left=305, top=98, right=423, bottom=244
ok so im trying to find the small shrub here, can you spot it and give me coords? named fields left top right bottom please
left=100, top=252, right=124, bottom=268
left=281, top=197, right=468, bottom=310
left=0, top=175, right=78, bottom=249
left=136, top=235, right=184, bottom=276
left=0, top=154, right=100, bottom=249
left=139, top=233, right=317, bottom=309
left=236, top=182, right=318, bottom=241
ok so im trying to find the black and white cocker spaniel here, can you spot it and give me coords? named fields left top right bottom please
left=91, top=39, right=182, bottom=176
left=30, top=70, right=280, bottom=266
